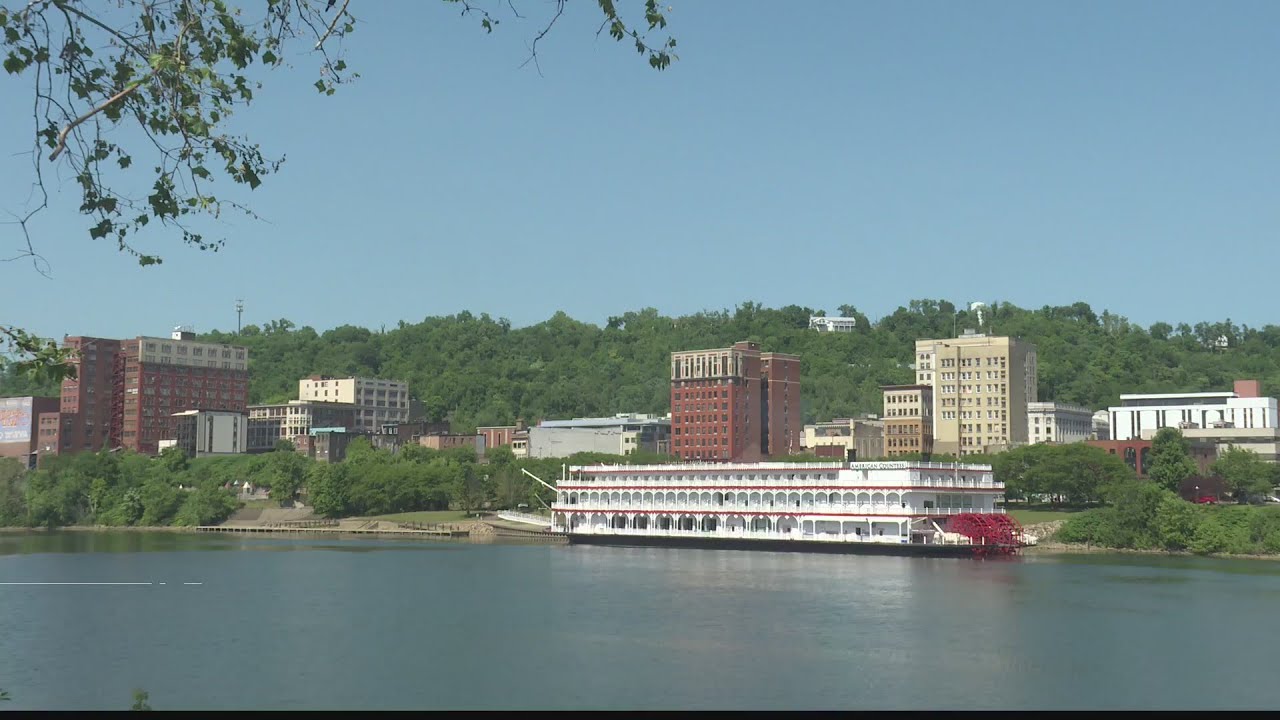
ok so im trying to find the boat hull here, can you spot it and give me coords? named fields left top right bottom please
left=566, top=533, right=1017, bottom=557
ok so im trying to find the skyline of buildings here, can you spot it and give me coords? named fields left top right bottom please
left=6, top=322, right=1280, bottom=469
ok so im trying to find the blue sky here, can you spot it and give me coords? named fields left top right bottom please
left=2, top=1, right=1278, bottom=341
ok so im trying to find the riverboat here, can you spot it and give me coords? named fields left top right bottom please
left=548, top=461, right=1031, bottom=557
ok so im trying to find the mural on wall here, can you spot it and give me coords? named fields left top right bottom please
left=0, top=397, right=33, bottom=443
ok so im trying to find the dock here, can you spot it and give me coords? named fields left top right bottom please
left=194, top=524, right=469, bottom=538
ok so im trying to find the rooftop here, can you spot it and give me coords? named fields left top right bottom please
left=539, top=414, right=670, bottom=429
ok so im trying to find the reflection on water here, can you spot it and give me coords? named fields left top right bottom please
left=0, top=533, right=1278, bottom=710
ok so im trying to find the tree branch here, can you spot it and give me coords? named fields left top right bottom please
left=48, top=74, right=152, bottom=161
left=314, top=0, right=351, bottom=50
left=520, top=0, right=566, bottom=76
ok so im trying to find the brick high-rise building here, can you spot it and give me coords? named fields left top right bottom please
left=115, top=330, right=249, bottom=454
left=51, top=336, right=123, bottom=455
left=670, top=341, right=801, bottom=462
left=48, top=330, right=249, bottom=457
left=761, top=351, right=802, bottom=457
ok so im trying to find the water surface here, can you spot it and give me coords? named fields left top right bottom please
left=1, top=532, right=1276, bottom=710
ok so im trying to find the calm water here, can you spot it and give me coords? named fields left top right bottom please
left=1, top=531, right=1278, bottom=710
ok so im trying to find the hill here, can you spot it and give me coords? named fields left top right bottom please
left=4, top=300, right=1276, bottom=431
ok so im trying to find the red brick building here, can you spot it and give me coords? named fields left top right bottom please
left=761, top=351, right=802, bottom=457
left=43, top=336, right=122, bottom=456
left=670, top=341, right=801, bottom=462
left=1086, top=439, right=1216, bottom=478
left=45, top=331, right=249, bottom=457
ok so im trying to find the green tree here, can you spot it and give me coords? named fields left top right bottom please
left=174, top=481, right=238, bottom=526
left=453, top=467, right=491, bottom=517
left=0, top=458, right=27, bottom=527
left=131, top=689, right=151, bottom=711
left=1211, top=446, right=1276, bottom=501
left=306, top=463, right=350, bottom=518
left=1154, top=494, right=1200, bottom=551
left=138, top=476, right=183, bottom=526
left=158, top=447, right=189, bottom=475
left=266, top=451, right=309, bottom=506
left=1147, top=428, right=1198, bottom=493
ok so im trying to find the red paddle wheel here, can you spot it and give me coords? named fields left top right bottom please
left=947, top=513, right=1026, bottom=556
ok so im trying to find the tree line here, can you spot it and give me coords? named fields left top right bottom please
left=7, top=300, right=1272, bottom=431
left=0, top=439, right=674, bottom=529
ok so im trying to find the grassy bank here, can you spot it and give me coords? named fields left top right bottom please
left=1007, top=507, right=1091, bottom=525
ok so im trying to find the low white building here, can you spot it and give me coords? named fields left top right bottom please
left=167, top=410, right=248, bottom=457
left=1109, top=380, right=1278, bottom=442
left=527, top=414, right=670, bottom=458
left=1026, top=402, right=1094, bottom=444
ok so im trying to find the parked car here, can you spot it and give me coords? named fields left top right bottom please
left=1194, top=496, right=1219, bottom=505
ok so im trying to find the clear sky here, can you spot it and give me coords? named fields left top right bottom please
left=2, top=0, right=1278, bottom=341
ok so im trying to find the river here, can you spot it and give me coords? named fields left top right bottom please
left=1, top=531, right=1277, bottom=710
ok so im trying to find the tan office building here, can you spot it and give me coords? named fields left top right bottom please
left=915, top=332, right=1037, bottom=456
left=882, top=385, right=934, bottom=457
left=298, top=375, right=409, bottom=434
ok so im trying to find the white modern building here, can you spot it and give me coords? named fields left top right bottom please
left=1108, top=380, right=1278, bottom=442
left=527, top=414, right=670, bottom=458
left=163, top=409, right=248, bottom=457
left=1091, top=410, right=1111, bottom=441
left=1026, top=402, right=1094, bottom=445
left=298, top=375, right=409, bottom=434
left=809, top=316, right=860, bottom=332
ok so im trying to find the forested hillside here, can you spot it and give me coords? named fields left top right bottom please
left=4, top=300, right=1275, bottom=430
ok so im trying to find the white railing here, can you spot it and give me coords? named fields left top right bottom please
left=496, top=511, right=552, bottom=527
left=561, top=478, right=999, bottom=490
left=572, top=461, right=847, bottom=473
left=570, top=526, right=912, bottom=542
left=552, top=504, right=1004, bottom=517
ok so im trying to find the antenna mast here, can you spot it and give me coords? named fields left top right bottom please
left=235, top=299, right=244, bottom=335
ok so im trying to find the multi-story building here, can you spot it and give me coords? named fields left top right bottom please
left=477, top=423, right=526, bottom=451
left=802, top=416, right=884, bottom=460
left=761, top=351, right=802, bottom=457
left=882, top=385, right=934, bottom=457
left=52, top=336, right=123, bottom=455
left=247, top=400, right=357, bottom=445
left=1026, top=402, right=1094, bottom=445
left=915, top=331, right=1037, bottom=456
left=371, top=420, right=451, bottom=453
left=670, top=341, right=801, bottom=463
left=0, top=396, right=59, bottom=468
left=511, top=429, right=529, bottom=458
left=45, top=331, right=248, bottom=457
left=303, top=428, right=358, bottom=463
left=162, top=410, right=248, bottom=458
left=298, top=375, right=409, bottom=434
left=1107, top=380, right=1278, bottom=442
left=527, top=414, right=671, bottom=459
left=115, top=330, right=249, bottom=454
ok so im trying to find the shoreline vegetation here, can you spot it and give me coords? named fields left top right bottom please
left=5, top=519, right=1280, bottom=561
